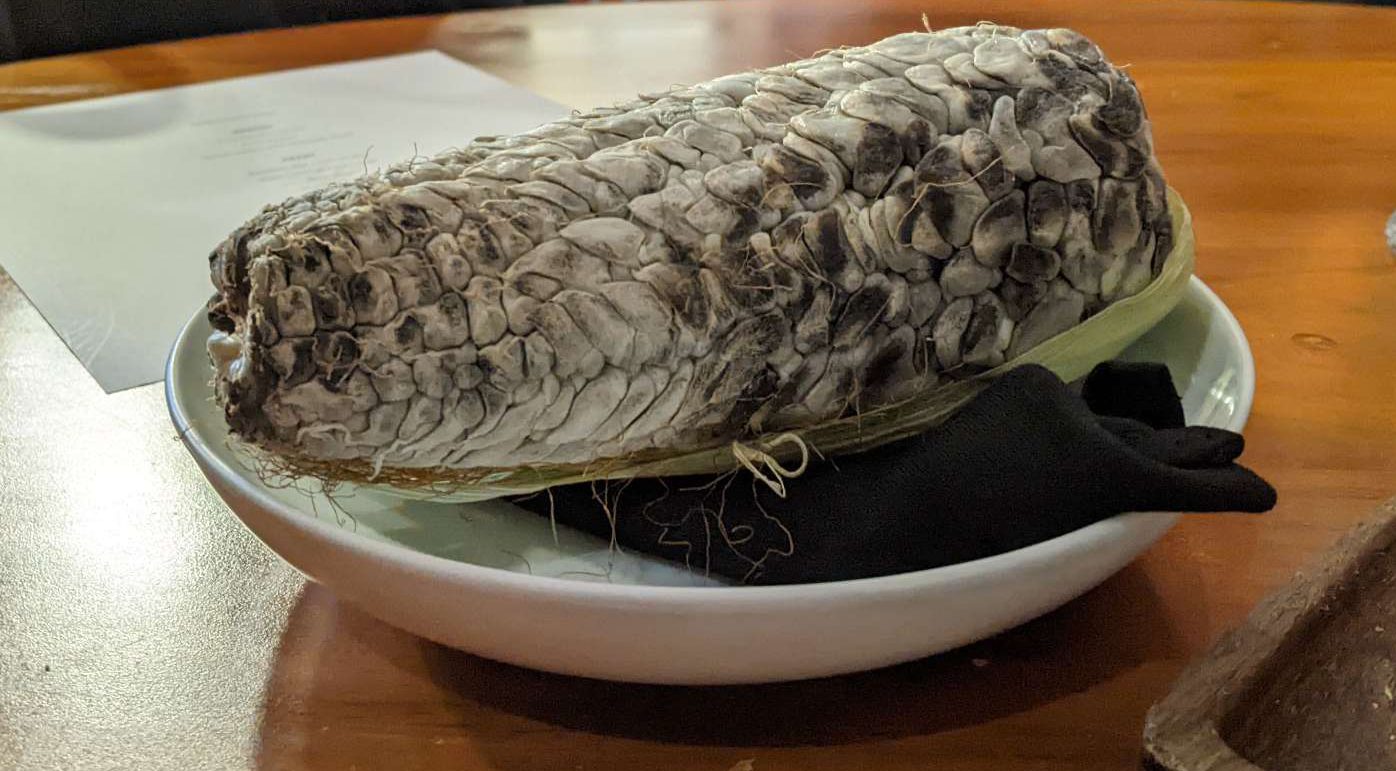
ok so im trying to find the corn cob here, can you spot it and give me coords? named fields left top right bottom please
left=206, top=25, right=1172, bottom=473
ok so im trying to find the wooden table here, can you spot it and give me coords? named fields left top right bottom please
left=2, top=0, right=1394, bottom=768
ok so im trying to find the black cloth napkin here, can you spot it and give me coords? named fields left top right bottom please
left=510, top=362, right=1276, bottom=584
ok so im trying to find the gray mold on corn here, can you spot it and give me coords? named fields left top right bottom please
left=206, top=25, right=1171, bottom=470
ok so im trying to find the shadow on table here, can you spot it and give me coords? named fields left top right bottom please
left=425, top=562, right=1185, bottom=746
left=254, top=560, right=1190, bottom=767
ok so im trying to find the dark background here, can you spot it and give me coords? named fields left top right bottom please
left=0, top=0, right=559, bottom=62
left=2, top=0, right=1394, bottom=62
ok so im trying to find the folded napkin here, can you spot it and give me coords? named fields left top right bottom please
left=511, top=362, right=1276, bottom=584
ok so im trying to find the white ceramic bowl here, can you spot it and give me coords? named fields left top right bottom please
left=166, top=277, right=1253, bottom=684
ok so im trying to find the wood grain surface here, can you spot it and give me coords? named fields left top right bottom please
left=2, top=1, right=1394, bottom=769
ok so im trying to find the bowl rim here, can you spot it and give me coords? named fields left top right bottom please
left=166, top=276, right=1253, bottom=606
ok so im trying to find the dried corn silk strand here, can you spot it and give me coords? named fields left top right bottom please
left=206, top=25, right=1175, bottom=484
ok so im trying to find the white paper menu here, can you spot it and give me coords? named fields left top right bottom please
left=0, top=51, right=567, bottom=392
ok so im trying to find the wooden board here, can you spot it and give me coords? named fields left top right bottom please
left=1144, top=496, right=1396, bottom=770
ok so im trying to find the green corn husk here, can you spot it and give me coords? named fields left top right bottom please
left=350, top=188, right=1195, bottom=503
